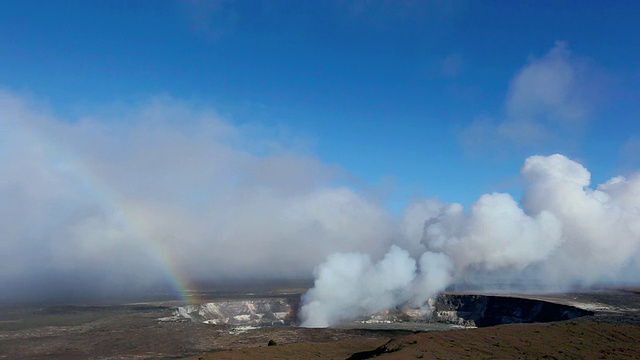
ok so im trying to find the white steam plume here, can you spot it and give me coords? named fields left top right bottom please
left=300, top=154, right=640, bottom=327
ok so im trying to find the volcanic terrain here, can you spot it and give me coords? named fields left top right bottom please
left=0, top=286, right=639, bottom=359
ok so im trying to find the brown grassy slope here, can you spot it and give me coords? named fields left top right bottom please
left=187, top=321, right=640, bottom=360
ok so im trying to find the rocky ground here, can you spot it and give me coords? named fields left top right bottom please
left=184, top=321, right=640, bottom=360
left=0, top=287, right=638, bottom=359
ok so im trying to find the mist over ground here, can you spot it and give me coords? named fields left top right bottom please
left=1, top=89, right=405, bottom=304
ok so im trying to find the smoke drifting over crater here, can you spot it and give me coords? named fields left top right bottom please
left=1, top=89, right=639, bottom=315
left=300, top=154, right=640, bottom=327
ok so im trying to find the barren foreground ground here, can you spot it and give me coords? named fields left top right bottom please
left=186, top=321, right=640, bottom=360
left=1, top=287, right=639, bottom=359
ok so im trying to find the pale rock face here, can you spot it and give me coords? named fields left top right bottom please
left=162, top=298, right=296, bottom=326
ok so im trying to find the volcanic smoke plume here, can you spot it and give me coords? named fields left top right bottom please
left=300, top=154, right=640, bottom=327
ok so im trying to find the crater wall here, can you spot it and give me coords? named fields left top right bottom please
left=430, top=294, right=594, bottom=327
left=164, top=293, right=593, bottom=328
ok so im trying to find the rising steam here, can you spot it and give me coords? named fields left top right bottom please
left=300, top=154, right=640, bottom=327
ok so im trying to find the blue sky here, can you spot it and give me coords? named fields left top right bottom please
left=1, top=0, right=639, bottom=210
left=3, top=1, right=640, bottom=302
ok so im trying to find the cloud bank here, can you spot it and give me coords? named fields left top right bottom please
left=301, top=154, right=640, bottom=327
left=0, top=90, right=398, bottom=303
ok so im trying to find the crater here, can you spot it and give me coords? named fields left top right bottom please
left=163, top=293, right=593, bottom=329
left=429, top=293, right=594, bottom=327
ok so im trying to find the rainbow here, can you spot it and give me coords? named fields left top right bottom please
left=18, top=116, right=200, bottom=304
left=74, top=173, right=202, bottom=304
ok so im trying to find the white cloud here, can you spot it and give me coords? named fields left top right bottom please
left=506, top=42, right=589, bottom=124
left=622, top=135, right=640, bottom=166
left=441, top=52, right=464, bottom=78
left=459, top=41, right=597, bottom=154
left=0, top=89, right=399, bottom=302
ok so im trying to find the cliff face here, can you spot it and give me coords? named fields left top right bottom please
left=160, top=296, right=300, bottom=326
left=164, top=293, right=592, bottom=327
